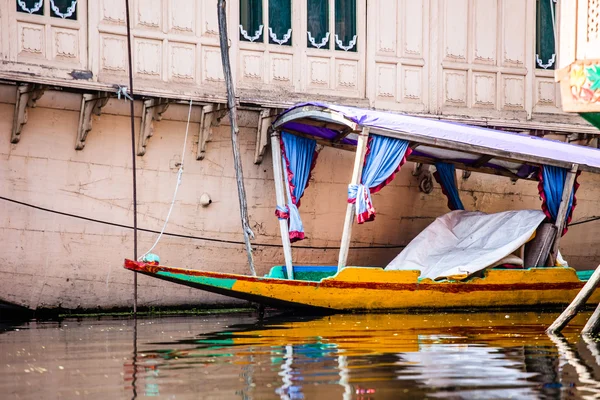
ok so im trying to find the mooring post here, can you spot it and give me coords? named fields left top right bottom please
left=547, top=265, right=600, bottom=334
left=217, top=0, right=256, bottom=276
left=583, top=281, right=600, bottom=334
left=337, top=127, right=370, bottom=271
left=124, top=0, right=139, bottom=313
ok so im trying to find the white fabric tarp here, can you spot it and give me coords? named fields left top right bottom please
left=385, top=210, right=547, bottom=280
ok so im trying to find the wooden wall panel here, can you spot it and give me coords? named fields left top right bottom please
left=368, top=0, right=426, bottom=111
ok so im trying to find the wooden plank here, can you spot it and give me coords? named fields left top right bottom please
left=472, top=154, right=494, bottom=168
left=337, top=127, right=370, bottom=271
left=408, top=155, right=536, bottom=181
left=271, top=132, right=294, bottom=280
left=547, top=164, right=579, bottom=266
left=333, top=127, right=356, bottom=143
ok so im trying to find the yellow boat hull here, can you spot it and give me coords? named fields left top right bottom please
left=124, top=260, right=600, bottom=311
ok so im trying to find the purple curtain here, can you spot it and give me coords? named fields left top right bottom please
left=275, top=132, right=318, bottom=242
left=348, top=135, right=411, bottom=224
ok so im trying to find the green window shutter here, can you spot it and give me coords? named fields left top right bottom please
left=49, top=0, right=77, bottom=20
left=16, top=0, right=44, bottom=15
left=335, top=0, right=357, bottom=52
left=268, top=0, right=292, bottom=45
left=535, top=0, right=556, bottom=69
left=240, top=0, right=264, bottom=42
left=307, top=0, right=329, bottom=49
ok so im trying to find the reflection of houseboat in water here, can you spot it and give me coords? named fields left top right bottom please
left=126, top=312, right=600, bottom=398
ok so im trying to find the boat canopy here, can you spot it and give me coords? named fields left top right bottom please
left=272, top=102, right=600, bottom=176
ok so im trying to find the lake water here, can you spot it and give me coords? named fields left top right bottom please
left=2, top=311, right=600, bottom=399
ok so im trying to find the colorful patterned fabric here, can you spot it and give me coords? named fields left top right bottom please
left=348, top=135, right=411, bottom=223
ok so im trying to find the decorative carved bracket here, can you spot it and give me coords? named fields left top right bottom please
left=254, top=108, right=280, bottom=164
left=75, top=92, right=110, bottom=150
left=196, top=103, right=227, bottom=160
left=11, top=83, right=46, bottom=143
left=137, top=98, right=171, bottom=156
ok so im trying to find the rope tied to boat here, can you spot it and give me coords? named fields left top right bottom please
left=139, top=98, right=193, bottom=262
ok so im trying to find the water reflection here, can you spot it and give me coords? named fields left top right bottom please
left=4, top=311, right=600, bottom=398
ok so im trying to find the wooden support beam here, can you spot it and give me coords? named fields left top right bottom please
left=282, top=128, right=356, bottom=152
left=196, top=103, right=227, bottom=160
left=472, top=154, right=494, bottom=168
left=254, top=108, right=278, bottom=164
left=547, top=264, right=600, bottom=334
left=75, top=92, right=110, bottom=150
left=137, top=98, right=171, bottom=156
left=338, top=127, right=370, bottom=271
left=332, top=127, right=355, bottom=143
left=11, top=83, right=46, bottom=144
left=271, top=132, right=294, bottom=279
left=547, top=164, right=579, bottom=266
left=408, top=155, right=535, bottom=181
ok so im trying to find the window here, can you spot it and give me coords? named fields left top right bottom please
left=16, top=0, right=78, bottom=20
left=535, top=0, right=556, bottom=69
left=240, top=0, right=357, bottom=51
left=334, top=0, right=356, bottom=52
left=239, top=0, right=263, bottom=42
left=306, top=0, right=356, bottom=52
left=307, top=0, right=329, bottom=48
left=239, top=0, right=292, bottom=45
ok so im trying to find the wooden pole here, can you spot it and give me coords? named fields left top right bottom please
left=546, top=264, right=600, bottom=334
left=583, top=293, right=600, bottom=334
left=124, top=0, right=138, bottom=313
left=217, top=0, right=256, bottom=276
left=337, top=127, right=370, bottom=271
left=547, top=164, right=578, bottom=266
left=271, top=132, right=294, bottom=279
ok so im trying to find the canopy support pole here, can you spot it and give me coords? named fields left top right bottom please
left=547, top=164, right=578, bottom=267
left=337, top=127, right=370, bottom=271
left=271, top=131, right=294, bottom=279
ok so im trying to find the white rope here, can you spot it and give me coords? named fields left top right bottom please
left=139, top=99, right=193, bottom=261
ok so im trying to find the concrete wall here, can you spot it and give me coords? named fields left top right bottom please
left=1, top=84, right=600, bottom=310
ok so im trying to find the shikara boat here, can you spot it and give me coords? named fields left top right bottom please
left=124, top=102, right=600, bottom=311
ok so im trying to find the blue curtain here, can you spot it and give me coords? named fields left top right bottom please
left=276, top=132, right=317, bottom=241
left=348, top=135, right=410, bottom=223
left=434, top=162, right=464, bottom=211
left=539, top=165, right=575, bottom=221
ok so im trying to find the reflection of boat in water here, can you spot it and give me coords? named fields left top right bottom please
left=129, top=312, right=600, bottom=399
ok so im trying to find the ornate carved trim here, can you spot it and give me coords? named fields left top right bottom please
left=75, top=92, right=110, bottom=150
left=268, top=28, right=292, bottom=45
left=11, top=84, right=46, bottom=144
left=50, top=0, right=77, bottom=19
left=307, top=31, right=330, bottom=49
left=196, top=103, right=227, bottom=160
left=17, top=0, right=43, bottom=14
left=335, top=34, right=357, bottom=51
left=137, top=98, right=171, bottom=156
left=239, top=25, right=263, bottom=42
